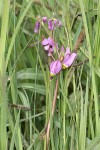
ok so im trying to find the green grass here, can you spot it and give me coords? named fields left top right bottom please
left=0, top=0, right=100, bottom=150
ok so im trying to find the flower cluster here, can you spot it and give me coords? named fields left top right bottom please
left=34, top=16, right=77, bottom=78
left=41, top=40, right=77, bottom=76
left=34, top=17, right=62, bottom=33
left=50, top=47, right=77, bottom=76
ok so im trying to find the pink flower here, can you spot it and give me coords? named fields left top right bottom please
left=58, top=20, right=62, bottom=27
left=48, top=19, right=55, bottom=30
left=63, top=47, right=77, bottom=69
left=42, top=17, right=47, bottom=23
left=48, top=19, right=62, bottom=31
left=34, top=17, right=62, bottom=33
left=34, top=17, right=47, bottom=33
left=49, top=47, right=77, bottom=77
left=50, top=60, right=62, bottom=76
left=34, top=21, right=40, bottom=33
left=41, top=37, right=55, bottom=56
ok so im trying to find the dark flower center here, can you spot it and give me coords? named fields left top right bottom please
left=50, top=45, right=53, bottom=48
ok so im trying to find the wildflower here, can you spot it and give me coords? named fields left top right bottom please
left=48, top=18, right=62, bottom=30
left=50, top=60, right=62, bottom=76
left=41, top=37, right=55, bottom=56
left=49, top=47, right=77, bottom=77
left=48, top=19, right=55, bottom=30
left=34, top=21, right=40, bottom=33
left=34, top=17, right=47, bottom=33
left=58, top=20, right=62, bottom=27
left=42, top=16, right=47, bottom=23
left=34, top=17, right=62, bottom=33
left=63, top=47, right=77, bottom=69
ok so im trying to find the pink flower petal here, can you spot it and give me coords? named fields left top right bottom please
left=41, top=37, right=55, bottom=54
left=48, top=52, right=52, bottom=56
left=49, top=48, right=54, bottom=53
left=48, top=19, right=55, bottom=30
left=50, top=60, right=62, bottom=76
left=41, top=39, right=49, bottom=45
left=58, top=20, right=62, bottom=27
left=44, top=45, right=49, bottom=50
left=34, top=22, right=40, bottom=33
left=63, top=53, right=77, bottom=68
left=48, top=37, right=54, bottom=46
left=65, top=47, right=70, bottom=56
left=54, top=19, right=58, bottom=25
left=42, top=17, right=47, bottom=23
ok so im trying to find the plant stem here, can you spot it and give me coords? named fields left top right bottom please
left=46, top=78, right=58, bottom=150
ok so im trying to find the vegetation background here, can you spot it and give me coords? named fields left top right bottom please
left=0, top=0, right=100, bottom=149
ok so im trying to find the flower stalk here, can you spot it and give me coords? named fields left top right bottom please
left=46, top=78, right=58, bottom=150
left=34, top=16, right=80, bottom=149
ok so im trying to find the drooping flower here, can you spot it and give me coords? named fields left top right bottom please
left=48, top=18, right=62, bottom=30
left=48, top=19, right=55, bottom=30
left=49, top=47, right=77, bottom=77
left=34, top=17, right=47, bottom=33
left=50, top=60, right=62, bottom=76
left=62, top=47, right=77, bottom=69
left=57, top=20, right=62, bottom=27
left=41, top=37, right=55, bottom=56
left=34, top=21, right=40, bottom=33
left=34, top=17, right=62, bottom=33
left=42, top=16, right=47, bottom=23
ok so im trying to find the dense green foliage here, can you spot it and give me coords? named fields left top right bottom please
left=0, top=0, right=100, bottom=149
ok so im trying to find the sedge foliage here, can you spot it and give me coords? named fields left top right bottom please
left=0, top=0, right=100, bottom=150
